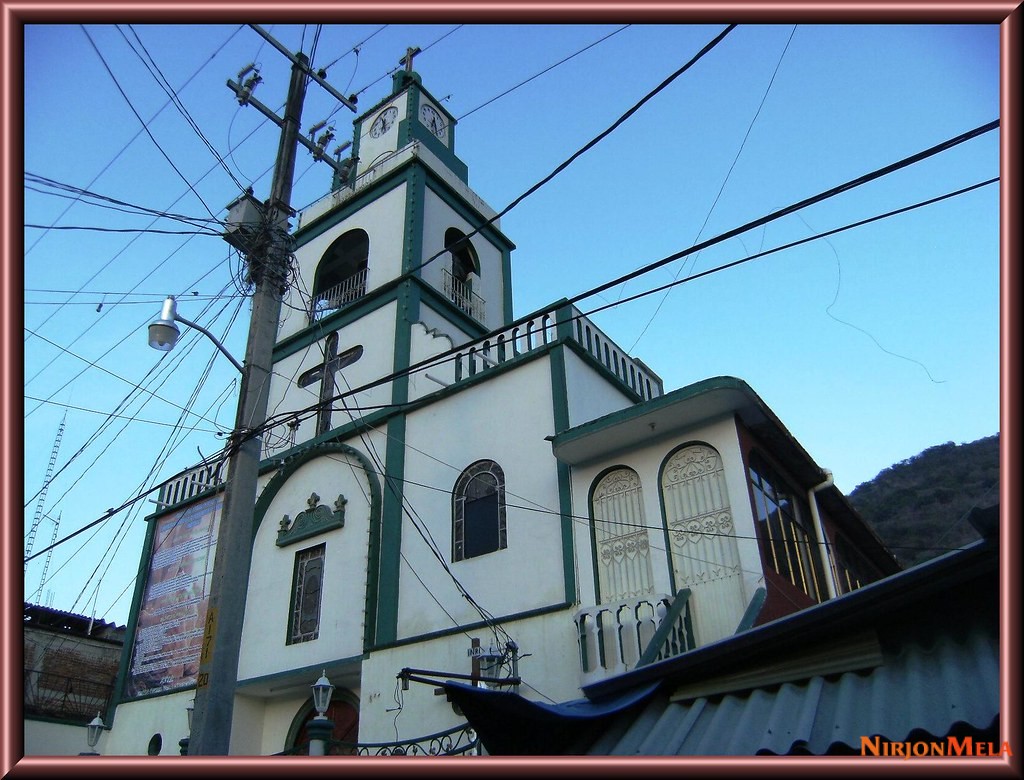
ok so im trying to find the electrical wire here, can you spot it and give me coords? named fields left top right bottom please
left=24, top=24, right=245, bottom=260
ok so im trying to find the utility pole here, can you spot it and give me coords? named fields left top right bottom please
left=187, top=51, right=309, bottom=756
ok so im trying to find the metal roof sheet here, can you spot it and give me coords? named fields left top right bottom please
left=591, top=622, right=999, bottom=756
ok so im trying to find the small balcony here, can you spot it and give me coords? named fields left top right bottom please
left=574, top=591, right=694, bottom=687
left=309, top=268, right=368, bottom=324
left=442, top=268, right=485, bottom=322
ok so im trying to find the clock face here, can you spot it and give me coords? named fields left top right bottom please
left=369, top=106, right=398, bottom=138
left=419, top=104, right=447, bottom=140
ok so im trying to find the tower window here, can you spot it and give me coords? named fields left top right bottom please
left=453, top=460, right=506, bottom=561
left=311, top=229, right=369, bottom=322
left=442, top=228, right=485, bottom=320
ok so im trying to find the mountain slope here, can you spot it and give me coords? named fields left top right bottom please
left=847, top=434, right=1000, bottom=568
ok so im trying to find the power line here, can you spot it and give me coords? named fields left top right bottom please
left=254, top=125, right=998, bottom=442
left=24, top=395, right=224, bottom=431
left=81, top=25, right=218, bottom=220
left=405, top=24, right=738, bottom=281
left=24, top=24, right=245, bottom=260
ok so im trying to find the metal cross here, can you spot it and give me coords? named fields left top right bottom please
left=298, top=332, right=363, bottom=436
left=399, top=46, right=422, bottom=73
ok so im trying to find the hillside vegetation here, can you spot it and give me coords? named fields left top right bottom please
left=847, top=434, right=1000, bottom=568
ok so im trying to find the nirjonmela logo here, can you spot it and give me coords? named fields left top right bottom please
left=861, top=736, right=1012, bottom=758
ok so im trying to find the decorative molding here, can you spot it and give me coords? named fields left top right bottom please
left=277, top=492, right=347, bottom=547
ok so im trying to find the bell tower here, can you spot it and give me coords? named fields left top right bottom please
left=264, top=53, right=516, bottom=457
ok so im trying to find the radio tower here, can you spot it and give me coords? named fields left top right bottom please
left=25, top=412, right=65, bottom=572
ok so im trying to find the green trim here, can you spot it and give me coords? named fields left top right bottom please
left=501, top=246, right=514, bottom=323
left=375, top=414, right=407, bottom=645
left=276, top=493, right=346, bottom=547
left=735, top=586, right=768, bottom=632
left=548, top=342, right=577, bottom=605
left=274, top=290, right=399, bottom=364
left=656, top=439, right=719, bottom=596
left=368, top=165, right=420, bottom=646
left=421, top=170, right=515, bottom=253
left=109, top=511, right=159, bottom=721
left=636, top=589, right=694, bottom=667
left=252, top=442, right=383, bottom=650
left=236, top=653, right=367, bottom=691
left=551, top=376, right=756, bottom=454
left=585, top=464, right=642, bottom=604
left=404, top=166, right=425, bottom=276
left=374, top=601, right=573, bottom=652
left=294, top=172, right=408, bottom=248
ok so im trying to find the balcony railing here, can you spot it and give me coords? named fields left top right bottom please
left=574, top=591, right=695, bottom=687
left=274, top=722, right=479, bottom=756
left=309, top=268, right=368, bottom=323
left=157, top=458, right=226, bottom=510
left=442, top=268, right=485, bottom=322
left=448, top=302, right=663, bottom=402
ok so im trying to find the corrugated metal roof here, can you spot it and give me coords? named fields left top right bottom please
left=589, top=622, right=999, bottom=756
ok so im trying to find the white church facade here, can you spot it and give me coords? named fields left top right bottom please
left=94, top=67, right=898, bottom=756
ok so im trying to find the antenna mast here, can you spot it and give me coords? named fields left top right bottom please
left=25, top=413, right=66, bottom=572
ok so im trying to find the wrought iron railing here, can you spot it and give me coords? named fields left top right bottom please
left=442, top=268, right=485, bottom=322
left=274, top=722, right=479, bottom=756
left=309, top=268, right=368, bottom=323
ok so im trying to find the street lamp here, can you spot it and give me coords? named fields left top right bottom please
left=179, top=699, right=194, bottom=755
left=80, top=712, right=104, bottom=755
left=308, top=671, right=335, bottom=756
left=149, top=296, right=244, bottom=374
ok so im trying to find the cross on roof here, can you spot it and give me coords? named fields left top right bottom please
left=399, top=46, right=422, bottom=73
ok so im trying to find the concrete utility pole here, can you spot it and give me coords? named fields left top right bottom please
left=187, top=52, right=310, bottom=756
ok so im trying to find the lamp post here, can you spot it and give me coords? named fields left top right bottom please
left=307, top=671, right=335, bottom=756
left=178, top=699, right=194, bottom=755
left=79, top=713, right=104, bottom=755
left=147, top=52, right=311, bottom=756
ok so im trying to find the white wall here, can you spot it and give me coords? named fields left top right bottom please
left=568, top=415, right=764, bottom=618
left=239, top=445, right=381, bottom=681
left=101, top=690, right=194, bottom=755
left=280, top=183, right=408, bottom=342
left=24, top=719, right=98, bottom=757
left=419, top=186, right=505, bottom=331
left=396, top=357, right=567, bottom=640
left=264, top=302, right=398, bottom=458
left=561, top=347, right=633, bottom=429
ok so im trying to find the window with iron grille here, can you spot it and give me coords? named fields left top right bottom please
left=452, top=460, right=506, bottom=561
left=288, top=544, right=325, bottom=644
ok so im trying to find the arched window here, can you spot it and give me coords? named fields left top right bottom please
left=311, top=229, right=368, bottom=321
left=452, top=460, right=506, bottom=561
left=590, top=467, right=655, bottom=604
left=661, top=443, right=744, bottom=645
left=445, top=228, right=479, bottom=284
left=443, top=228, right=483, bottom=320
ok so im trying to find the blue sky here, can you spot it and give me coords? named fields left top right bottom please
left=20, top=23, right=1001, bottom=625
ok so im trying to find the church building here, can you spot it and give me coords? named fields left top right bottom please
left=98, top=65, right=898, bottom=756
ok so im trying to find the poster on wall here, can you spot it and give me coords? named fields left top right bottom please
left=125, top=494, right=222, bottom=698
